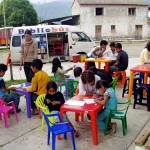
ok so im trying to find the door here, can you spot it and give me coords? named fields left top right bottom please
left=135, top=25, right=142, bottom=40
left=68, top=31, right=96, bottom=57
left=95, top=25, right=102, bottom=41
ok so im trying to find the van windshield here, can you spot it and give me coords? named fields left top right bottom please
left=71, top=32, right=91, bottom=42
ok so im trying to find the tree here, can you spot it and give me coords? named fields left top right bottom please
left=0, top=0, right=38, bottom=27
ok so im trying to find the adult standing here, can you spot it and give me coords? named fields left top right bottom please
left=19, top=29, right=38, bottom=82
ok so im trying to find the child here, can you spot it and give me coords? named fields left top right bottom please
left=0, top=64, right=21, bottom=112
left=44, top=81, right=79, bottom=137
left=88, top=66, right=112, bottom=83
left=24, top=59, right=50, bottom=115
left=95, top=80, right=117, bottom=133
left=73, top=67, right=82, bottom=82
left=52, top=57, right=75, bottom=80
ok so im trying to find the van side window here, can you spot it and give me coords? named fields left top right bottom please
left=12, top=36, right=21, bottom=47
left=71, top=32, right=91, bottom=42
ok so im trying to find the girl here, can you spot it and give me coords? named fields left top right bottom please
left=19, top=29, right=38, bottom=82
left=44, top=81, right=79, bottom=137
left=95, top=80, right=117, bottom=133
left=52, top=57, right=75, bottom=80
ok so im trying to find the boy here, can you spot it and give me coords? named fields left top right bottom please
left=0, top=64, right=21, bottom=112
left=108, top=43, right=128, bottom=74
left=24, top=59, right=50, bottom=115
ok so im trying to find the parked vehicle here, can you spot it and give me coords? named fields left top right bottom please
left=10, top=25, right=96, bottom=63
left=0, top=27, right=13, bottom=46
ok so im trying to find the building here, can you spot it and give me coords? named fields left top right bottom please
left=72, top=0, right=149, bottom=40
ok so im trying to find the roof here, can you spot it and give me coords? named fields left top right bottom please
left=75, top=0, right=149, bottom=6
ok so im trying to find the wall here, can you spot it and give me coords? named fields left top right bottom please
left=72, top=4, right=149, bottom=39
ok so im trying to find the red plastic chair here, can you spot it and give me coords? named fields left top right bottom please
left=53, top=40, right=64, bottom=55
left=0, top=98, right=19, bottom=128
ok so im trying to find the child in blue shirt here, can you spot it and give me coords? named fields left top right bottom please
left=95, top=80, right=117, bottom=133
left=0, top=64, right=21, bottom=112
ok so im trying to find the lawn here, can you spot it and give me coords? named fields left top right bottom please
left=0, top=48, right=10, bottom=54
left=5, top=79, right=26, bottom=87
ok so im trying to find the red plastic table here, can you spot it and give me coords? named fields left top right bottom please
left=60, top=95, right=103, bottom=145
left=84, top=58, right=112, bottom=71
left=128, top=64, right=150, bottom=99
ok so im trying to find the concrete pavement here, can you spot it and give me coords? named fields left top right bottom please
left=0, top=58, right=150, bottom=150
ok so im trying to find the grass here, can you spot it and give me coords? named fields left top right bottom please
left=5, top=79, right=26, bottom=87
left=0, top=48, right=10, bottom=54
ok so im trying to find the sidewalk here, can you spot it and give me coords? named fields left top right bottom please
left=0, top=58, right=150, bottom=150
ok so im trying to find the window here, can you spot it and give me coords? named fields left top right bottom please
left=95, top=8, right=103, bottom=16
left=71, top=32, right=91, bottom=42
left=12, top=36, right=21, bottom=47
left=128, top=8, right=136, bottom=15
left=111, top=25, right=116, bottom=32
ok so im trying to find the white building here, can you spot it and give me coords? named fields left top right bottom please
left=72, top=0, right=149, bottom=40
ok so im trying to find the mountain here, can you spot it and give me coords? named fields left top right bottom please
left=32, top=0, right=74, bottom=21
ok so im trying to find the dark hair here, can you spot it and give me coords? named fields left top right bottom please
left=96, top=80, right=110, bottom=89
left=24, top=29, right=32, bottom=35
left=74, top=67, right=82, bottom=77
left=0, top=64, right=7, bottom=72
left=100, top=40, right=108, bottom=46
left=145, top=41, right=150, bottom=51
left=81, top=70, right=95, bottom=84
left=88, top=66, right=98, bottom=74
left=31, top=59, right=43, bottom=70
left=110, top=42, right=116, bottom=47
left=52, top=57, right=63, bottom=73
left=46, top=81, right=57, bottom=91
left=115, top=43, right=122, bottom=49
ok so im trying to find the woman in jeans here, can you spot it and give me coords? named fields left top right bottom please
left=19, top=29, right=38, bottom=82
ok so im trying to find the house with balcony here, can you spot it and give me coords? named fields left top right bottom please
left=72, top=0, right=149, bottom=40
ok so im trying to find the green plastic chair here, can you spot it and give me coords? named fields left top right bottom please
left=104, top=100, right=130, bottom=136
left=110, top=77, right=118, bottom=91
left=67, top=80, right=79, bottom=98
left=36, top=94, right=55, bottom=130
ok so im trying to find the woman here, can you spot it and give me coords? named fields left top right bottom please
left=19, top=29, right=38, bottom=82
left=140, top=41, right=150, bottom=65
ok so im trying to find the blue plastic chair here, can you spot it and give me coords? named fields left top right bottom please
left=42, top=111, right=76, bottom=150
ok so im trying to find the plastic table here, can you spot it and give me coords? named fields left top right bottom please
left=15, top=82, right=32, bottom=118
left=128, top=64, right=150, bottom=99
left=84, top=57, right=112, bottom=71
left=60, top=95, right=103, bottom=145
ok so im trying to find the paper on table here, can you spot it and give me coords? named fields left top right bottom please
left=103, top=57, right=116, bottom=60
left=9, top=84, right=21, bottom=88
left=65, top=100, right=85, bottom=106
left=84, top=99, right=95, bottom=104
left=21, top=83, right=31, bottom=88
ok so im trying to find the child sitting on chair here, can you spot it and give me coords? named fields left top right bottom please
left=95, top=80, right=117, bottom=133
left=52, top=57, right=75, bottom=80
left=44, top=80, right=79, bottom=138
left=73, top=67, right=82, bottom=82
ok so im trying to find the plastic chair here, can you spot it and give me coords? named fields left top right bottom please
left=35, top=94, right=50, bottom=130
left=104, top=101, right=130, bottom=136
left=133, top=84, right=150, bottom=111
left=42, top=111, right=76, bottom=150
left=110, top=77, right=118, bottom=91
left=67, top=80, right=79, bottom=97
left=0, top=98, right=19, bottom=128
left=113, top=70, right=126, bottom=85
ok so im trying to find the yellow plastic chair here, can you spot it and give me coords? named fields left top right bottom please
left=36, top=94, right=55, bottom=130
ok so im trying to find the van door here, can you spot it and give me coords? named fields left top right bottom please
left=68, top=32, right=96, bottom=56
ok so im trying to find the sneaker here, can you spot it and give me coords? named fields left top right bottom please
left=111, top=122, right=117, bottom=134
left=32, top=109, right=38, bottom=115
left=74, top=131, right=80, bottom=138
left=10, top=108, right=21, bottom=114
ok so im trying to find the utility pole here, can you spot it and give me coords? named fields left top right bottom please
left=3, top=0, right=8, bottom=48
